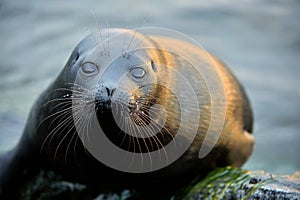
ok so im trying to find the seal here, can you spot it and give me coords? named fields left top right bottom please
left=0, top=28, right=254, bottom=197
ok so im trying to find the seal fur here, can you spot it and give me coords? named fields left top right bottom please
left=0, top=28, right=254, bottom=197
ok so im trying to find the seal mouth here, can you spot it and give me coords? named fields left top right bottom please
left=95, top=98, right=152, bottom=126
left=95, top=100, right=112, bottom=113
left=94, top=90, right=153, bottom=125
left=92, top=85, right=175, bottom=153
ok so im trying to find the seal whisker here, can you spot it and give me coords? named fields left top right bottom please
left=40, top=105, right=86, bottom=154
left=122, top=31, right=127, bottom=57
left=134, top=124, right=147, bottom=169
left=118, top=117, right=129, bottom=147
left=69, top=82, right=93, bottom=91
left=38, top=105, right=72, bottom=140
left=125, top=118, right=134, bottom=153
left=41, top=109, right=75, bottom=154
left=48, top=119, right=74, bottom=164
left=127, top=123, right=138, bottom=169
left=134, top=123, right=152, bottom=169
left=40, top=116, right=71, bottom=154
left=41, top=86, right=90, bottom=108
left=64, top=126, right=77, bottom=165
left=72, top=110, right=92, bottom=158
left=144, top=125, right=166, bottom=161
left=54, top=119, right=78, bottom=164
left=65, top=104, right=93, bottom=164
left=47, top=105, right=75, bottom=129
left=130, top=117, right=142, bottom=152
left=41, top=97, right=71, bottom=109
left=125, top=28, right=140, bottom=57
left=37, top=103, right=73, bottom=131
left=146, top=107, right=177, bottom=143
left=54, top=113, right=85, bottom=164
left=46, top=101, right=72, bottom=113
left=83, top=105, right=95, bottom=147
left=134, top=114, right=168, bottom=161
left=90, top=10, right=107, bottom=54
left=42, top=98, right=70, bottom=107
left=138, top=109, right=173, bottom=157
left=72, top=103, right=92, bottom=132
left=47, top=85, right=89, bottom=95
left=66, top=103, right=95, bottom=159
left=40, top=104, right=73, bottom=132
left=127, top=118, right=136, bottom=153
left=139, top=119, right=162, bottom=146
left=148, top=122, right=170, bottom=161
left=129, top=120, right=143, bottom=166
left=127, top=36, right=150, bottom=58
left=41, top=97, right=93, bottom=116
left=50, top=87, right=86, bottom=94
left=73, top=117, right=89, bottom=157
left=125, top=17, right=148, bottom=56
left=133, top=120, right=151, bottom=150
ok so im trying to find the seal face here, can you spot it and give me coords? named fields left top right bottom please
left=75, top=51, right=173, bottom=154
left=0, top=28, right=254, bottom=195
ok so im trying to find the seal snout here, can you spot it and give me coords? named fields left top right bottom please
left=95, top=86, right=116, bottom=113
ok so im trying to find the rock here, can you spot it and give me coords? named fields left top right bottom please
left=178, top=167, right=300, bottom=200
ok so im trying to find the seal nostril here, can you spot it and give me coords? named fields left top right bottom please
left=106, top=87, right=110, bottom=96
left=105, top=87, right=116, bottom=97
left=111, top=88, right=116, bottom=96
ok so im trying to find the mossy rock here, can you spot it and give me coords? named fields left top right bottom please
left=177, top=167, right=300, bottom=200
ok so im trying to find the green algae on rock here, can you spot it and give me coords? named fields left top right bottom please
left=178, top=167, right=300, bottom=200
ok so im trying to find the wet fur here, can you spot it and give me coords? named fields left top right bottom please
left=0, top=28, right=254, bottom=198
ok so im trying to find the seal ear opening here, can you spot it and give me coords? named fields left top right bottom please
left=151, top=60, right=158, bottom=72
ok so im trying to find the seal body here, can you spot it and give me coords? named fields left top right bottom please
left=0, top=28, right=254, bottom=196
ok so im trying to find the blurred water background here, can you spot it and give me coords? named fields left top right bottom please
left=0, top=0, right=299, bottom=174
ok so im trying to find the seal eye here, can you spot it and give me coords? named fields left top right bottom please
left=130, top=67, right=146, bottom=79
left=81, top=62, right=99, bottom=76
